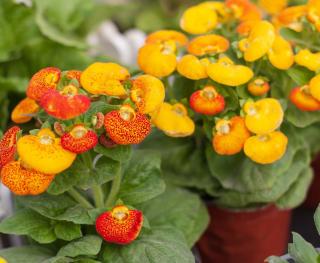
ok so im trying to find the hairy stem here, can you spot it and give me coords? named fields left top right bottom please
left=81, top=152, right=104, bottom=208
left=67, top=188, right=93, bottom=209
left=105, top=166, right=122, bottom=207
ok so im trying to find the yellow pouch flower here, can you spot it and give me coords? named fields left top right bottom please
left=207, top=56, right=253, bottom=86
left=80, top=62, right=130, bottom=96
left=11, top=97, right=39, bottom=124
left=307, top=0, right=320, bottom=31
left=244, top=131, right=288, bottom=164
left=17, top=128, right=76, bottom=174
left=187, top=34, right=229, bottom=56
left=180, top=4, right=218, bottom=34
left=258, top=0, right=287, bottom=15
left=177, top=55, right=209, bottom=80
left=131, top=75, right=165, bottom=114
left=309, top=74, right=320, bottom=101
left=295, top=49, right=320, bottom=71
left=238, top=20, right=275, bottom=62
left=243, top=98, right=284, bottom=134
left=277, top=5, right=307, bottom=32
left=198, top=1, right=231, bottom=22
left=151, top=103, right=195, bottom=137
left=267, top=35, right=294, bottom=70
left=137, top=43, right=176, bottom=78
left=146, top=30, right=188, bottom=47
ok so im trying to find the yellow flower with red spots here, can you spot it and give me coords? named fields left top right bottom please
left=17, top=128, right=76, bottom=174
left=189, top=86, right=225, bottom=116
left=66, top=70, right=82, bottom=83
left=207, top=56, right=254, bottom=86
left=61, top=125, right=98, bottom=154
left=213, top=116, right=251, bottom=155
left=1, top=161, right=55, bottom=196
left=151, top=103, right=195, bottom=137
left=244, top=131, right=288, bottom=164
left=130, top=75, right=165, bottom=114
left=96, top=205, right=143, bottom=244
left=11, top=98, right=39, bottom=124
left=81, top=62, right=130, bottom=96
left=26, top=67, right=61, bottom=101
left=104, top=105, right=151, bottom=145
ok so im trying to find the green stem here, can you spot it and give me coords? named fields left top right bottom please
left=68, top=188, right=93, bottom=209
left=105, top=166, right=122, bottom=207
left=81, top=152, right=104, bottom=208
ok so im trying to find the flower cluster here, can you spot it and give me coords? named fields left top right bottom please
left=136, top=0, right=320, bottom=165
left=1, top=63, right=167, bottom=244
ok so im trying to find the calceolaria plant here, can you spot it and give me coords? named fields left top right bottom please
left=140, top=0, right=320, bottom=209
left=0, top=64, right=209, bottom=263
left=267, top=204, right=320, bottom=263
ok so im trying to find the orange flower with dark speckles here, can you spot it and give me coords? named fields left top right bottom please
left=26, top=67, right=61, bottom=101
left=104, top=105, right=151, bottom=145
left=96, top=205, right=143, bottom=244
left=61, top=125, right=98, bottom=154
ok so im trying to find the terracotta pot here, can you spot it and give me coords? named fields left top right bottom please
left=197, top=204, right=292, bottom=263
left=304, top=154, right=320, bottom=209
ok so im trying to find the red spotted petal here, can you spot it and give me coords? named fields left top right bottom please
left=40, top=90, right=90, bottom=120
left=96, top=205, right=143, bottom=244
left=0, top=126, right=20, bottom=168
left=27, top=67, right=61, bottom=101
left=104, top=106, right=151, bottom=145
left=66, top=70, right=82, bottom=83
left=61, top=125, right=98, bottom=154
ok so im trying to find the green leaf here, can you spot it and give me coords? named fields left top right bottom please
left=0, top=209, right=56, bottom=243
left=54, top=221, right=82, bottom=241
left=43, top=256, right=73, bottom=263
left=33, top=0, right=89, bottom=48
left=83, top=101, right=120, bottom=124
left=276, top=167, right=313, bottom=209
left=57, top=235, right=102, bottom=258
left=140, top=130, right=221, bottom=196
left=214, top=149, right=310, bottom=208
left=138, top=186, right=209, bottom=247
left=94, top=144, right=132, bottom=163
left=286, top=103, right=320, bottom=128
left=286, top=66, right=314, bottom=86
left=206, top=124, right=303, bottom=193
left=102, top=226, right=194, bottom=263
left=0, top=246, right=54, bottom=263
left=289, top=232, right=319, bottom=263
left=17, top=194, right=100, bottom=224
left=48, top=156, right=119, bottom=194
left=266, top=256, right=288, bottom=263
left=314, top=205, right=320, bottom=236
left=118, top=150, right=166, bottom=204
